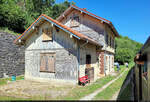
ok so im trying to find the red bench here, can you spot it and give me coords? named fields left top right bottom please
left=79, top=75, right=90, bottom=86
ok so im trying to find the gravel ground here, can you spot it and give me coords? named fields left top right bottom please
left=0, top=80, right=74, bottom=99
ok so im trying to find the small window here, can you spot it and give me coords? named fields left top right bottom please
left=109, top=36, right=111, bottom=47
left=112, top=38, right=114, bottom=48
left=42, top=27, right=53, bottom=41
left=86, top=55, right=91, bottom=68
left=70, top=14, right=80, bottom=27
left=40, top=53, right=55, bottom=73
left=142, top=62, right=148, bottom=80
left=106, top=34, right=109, bottom=46
left=110, top=36, right=111, bottom=47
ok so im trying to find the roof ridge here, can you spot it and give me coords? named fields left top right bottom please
left=14, top=14, right=101, bottom=46
left=71, top=5, right=111, bottom=23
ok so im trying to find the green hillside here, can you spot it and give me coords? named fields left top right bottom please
left=115, top=35, right=143, bottom=64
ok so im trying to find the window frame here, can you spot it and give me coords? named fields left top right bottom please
left=40, top=53, right=56, bottom=73
left=70, top=14, right=80, bottom=27
left=42, top=27, right=53, bottom=42
left=106, top=34, right=109, bottom=46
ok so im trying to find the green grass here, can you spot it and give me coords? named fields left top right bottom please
left=0, top=96, right=26, bottom=100
left=0, top=75, right=24, bottom=86
left=94, top=70, right=129, bottom=100
left=61, top=75, right=116, bottom=100
left=60, top=66, right=126, bottom=100
left=94, top=62, right=134, bottom=100
left=0, top=27, right=19, bottom=35
left=0, top=64, right=128, bottom=100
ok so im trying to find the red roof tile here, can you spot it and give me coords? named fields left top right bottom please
left=57, top=5, right=119, bottom=37
left=14, top=14, right=101, bottom=46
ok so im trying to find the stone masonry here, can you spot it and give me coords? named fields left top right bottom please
left=0, top=32, right=25, bottom=78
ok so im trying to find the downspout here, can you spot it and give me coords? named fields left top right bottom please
left=104, top=24, right=107, bottom=76
left=104, top=50, right=106, bottom=76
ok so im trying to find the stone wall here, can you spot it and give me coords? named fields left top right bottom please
left=0, top=32, right=25, bottom=78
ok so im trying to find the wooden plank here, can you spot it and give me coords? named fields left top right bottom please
left=42, top=28, right=52, bottom=41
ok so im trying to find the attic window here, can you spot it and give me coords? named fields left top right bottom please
left=42, top=27, right=53, bottom=41
left=70, top=14, right=80, bottom=27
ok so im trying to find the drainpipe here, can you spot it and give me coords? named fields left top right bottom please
left=104, top=50, right=106, bottom=76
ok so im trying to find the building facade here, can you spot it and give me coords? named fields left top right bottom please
left=14, top=5, right=119, bottom=84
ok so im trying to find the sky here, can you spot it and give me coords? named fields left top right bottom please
left=56, top=0, right=150, bottom=44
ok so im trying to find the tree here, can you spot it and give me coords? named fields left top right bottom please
left=0, top=0, right=71, bottom=33
left=115, top=35, right=143, bottom=64
left=0, top=0, right=26, bottom=32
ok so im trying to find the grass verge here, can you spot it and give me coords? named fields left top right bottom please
left=58, top=65, right=126, bottom=100
left=93, top=62, right=134, bottom=100
left=0, top=27, right=19, bottom=35
left=0, top=75, right=24, bottom=86
left=94, top=69, right=129, bottom=100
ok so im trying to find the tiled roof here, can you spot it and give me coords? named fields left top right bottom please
left=72, top=5, right=111, bottom=23
left=14, top=14, right=101, bottom=46
left=57, top=5, right=119, bottom=37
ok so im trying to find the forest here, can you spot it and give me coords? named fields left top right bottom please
left=0, top=0, right=143, bottom=65
left=115, top=35, right=143, bottom=64
left=0, top=0, right=71, bottom=32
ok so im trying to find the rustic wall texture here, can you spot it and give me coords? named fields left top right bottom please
left=0, top=32, right=25, bottom=78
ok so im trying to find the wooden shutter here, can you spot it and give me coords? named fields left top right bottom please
left=40, top=53, right=55, bottom=73
left=42, top=28, right=52, bottom=41
left=40, top=54, right=46, bottom=71
left=47, top=53, right=55, bottom=72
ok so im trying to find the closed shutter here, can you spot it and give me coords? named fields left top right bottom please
left=47, top=54, right=55, bottom=72
left=40, top=53, right=55, bottom=73
left=40, top=54, right=46, bottom=71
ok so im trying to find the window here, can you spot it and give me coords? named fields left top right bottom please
left=110, top=36, right=112, bottom=47
left=142, top=62, right=148, bottom=80
left=86, top=55, right=91, bottom=68
left=40, top=53, right=55, bottom=73
left=70, top=14, right=80, bottom=27
left=42, top=27, right=53, bottom=41
left=106, top=34, right=109, bottom=46
left=112, top=39, right=114, bottom=48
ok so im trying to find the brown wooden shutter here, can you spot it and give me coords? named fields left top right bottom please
left=40, top=54, right=46, bottom=71
left=47, top=54, right=55, bottom=72
left=40, top=53, right=55, bottom=73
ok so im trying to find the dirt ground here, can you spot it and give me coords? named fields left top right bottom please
left=0, top=80, right=76, bottom=99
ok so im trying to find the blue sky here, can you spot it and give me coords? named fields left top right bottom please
left=56, top=0, right=150, bottom=44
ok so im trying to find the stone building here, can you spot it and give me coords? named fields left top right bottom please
left=14, top=5, right=119, bottom=84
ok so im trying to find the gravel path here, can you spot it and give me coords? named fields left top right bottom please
left=80, top=69, right=127, bottom=100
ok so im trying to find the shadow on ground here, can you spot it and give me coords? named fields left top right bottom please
left=116, top=67, right=134, bottom=101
